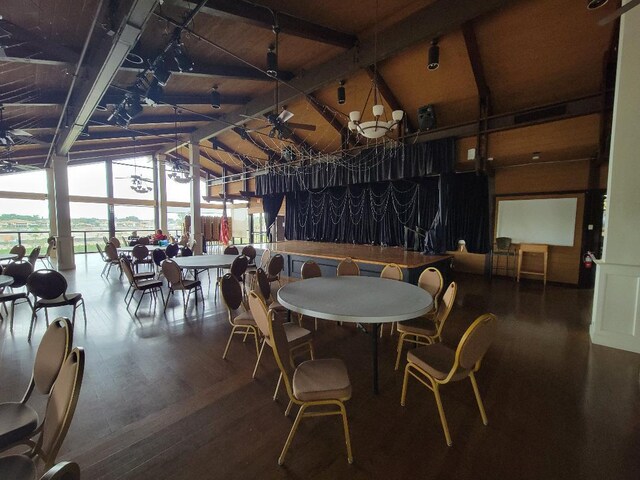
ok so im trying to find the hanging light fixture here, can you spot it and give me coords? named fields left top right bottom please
left=266, top=43, right=278, bottom=77
left=130, top=138, right=153, bottom=194
left=348, top=1, right=403, bottom=139
left=210, top=85, right=221, bottom=109
left=168, top=107, right=193, bottom=184
left=428, top=39, right=440, bottom=70
left=587, top=0, right=608, bottom=9
left=337, top=80, right=346, bottom=105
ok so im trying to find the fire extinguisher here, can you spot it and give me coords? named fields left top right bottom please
left=583, top=252, right=593, bottom=269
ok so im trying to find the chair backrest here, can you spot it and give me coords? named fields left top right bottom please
left=132, top=244, right=149, bottom=261
left=224, top=245, right=239, bottom=255
left=220, top=273, right=244, bottom=314
left=95, top=244, right=105, bottom=261
left=248, top=291, right=273, bottom=340
left=10, top=244, right=26, bottom=260
left=255, top=268, right=272, bottom=302
left=28, top=246, right=41, bottom=268
left=267, top=253, right=284, bottom=277
left=103, top=236, right=109, bottom=245
left=165, top=243, right=179, bottom=258
left=337, top=257, right=359, bottom=276
left=434, top=282, right=457, bottom=336
left=495, top=237, right=512, bottom=250
left=38, top=347, right=85, bottom=470
left=27, top=269, right=68, bottom=300
left=456, top=313, right=497, bottom=372
left=301, top=260, right=321, bottom=279
left=29, top=318, right=73, bottom=399
left=418, top=267, right=444, bottom=307
left=5, top=260, right=34, bottom=289
left=45, top=241, right=54, bottom=257
left=104, top=243, right=119, bottom=262
left=230, top=255, right=249, bottom=280
left=161, top=259, right=182, bottom=285
left=109, top=237, right=121, bottom=248
left=380, top=263, right=403, bottom=281
left=181, top=247, right=193, bottom=257
left=241, top=245, right=257, bottom=263
left=152, top=248, right=167, bottom=266
left=40, top=461, right=81, bottom=480
left=259, top=249, right=271, bottom=269
left=119, top=258, right=136, bottom=285
left=139, top=237, right=150, bottom=246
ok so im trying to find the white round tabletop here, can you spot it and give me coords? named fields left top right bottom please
left=173, top=254, right=238, bottom=269
left=278, top=277, right=432, bottom=324
left=0, top=275, right=14, bottom=288
left=0, top=254, right=18, bottom=262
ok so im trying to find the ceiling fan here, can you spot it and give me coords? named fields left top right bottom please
left=0, top=105, right=48, bottom=147
left=240, top=108, right=316, bottom=140
left=0, top=156, right=40, bottom=174
left=594, top=0, right=640, bottom=26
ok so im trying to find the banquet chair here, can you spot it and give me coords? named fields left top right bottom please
left=139, top=237, right=150, bottom=246
left=246, top=248, right=270, bottom=290
left=241, top=245, right=257, bottom=287
left=162, top=259, right=202, bottom=314
left=38, top=240, right=54, bottom=269
left=131, top=245, right=153, bottom=273
left=379, top=263, right=404, bottom=336
left=152, top=248, right=167, bottom=274
left=102, top=243, right=121, bottom=277
left=266, top=253, right=285, bottom=288
left=337, top=257, right=360, bottom=276
left=27, top=247, right=41, bottom=270
left=0, top=318, right=72, bottom=452
left=224, top=245, right=239, bottom=255
left=181, top=246, right=193, bottom=257
left=109, top=237, right=121, bottom=248
left=300, top=260, right=322, bottom=330
left=400, top=313, right=497, bottom=446
left=248, top=292, right=352, bottom=465
left=418, top=267, right=444, bottom=316
left=220, top=273, right=260, bottom=360
left=214, top=255, right=248, bottom=303
left=248, top=290, right=314, bottom=396
left=0, top=347, right=85, bottom=475
left=41, top=461, right=81, bottom=480
left=102, top=236, right=109, bottom=245
left=165, top=243, right=179, bottom=259
left=120, top=257, right=155, bottom=302
left=120, top=259, right=164, bottom=315
left=255, top=268, right=287, bottom=316
left=395, top=282, right=457, bottom=370
left=10, top=244, right=26, bottom=261
left=27, top=270, right=87, bottom=342
left=0, top=261, right=34, bottom=333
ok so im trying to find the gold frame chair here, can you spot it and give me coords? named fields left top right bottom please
left=400, top=313, right=497, bottom=446
left=248, top=292, right=353, bottom=465
left=379, top=263, right=404, bottom=336
left=299, top=260, right=322, bottom=330
left=418, top=267, right=444, bottom=315
left=336, top=257, right=360, bottom=276
left=395, top=282, right=457, bottom=370
left=162, top=259, right=203, bottom=314
left=220, top=273, right=260, bottom=360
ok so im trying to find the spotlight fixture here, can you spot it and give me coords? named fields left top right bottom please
left=153, top=59, right=171, bottom=86
left=79, top=125, right=90, bottom=137
left=124, top=94, right=143, bottom=119
left=173, top=32, right=194, bottom=73
left=107, top=106, right=129, bottom=127
left=266, top=44, right=278, bottom=77
left=428, top=39, right=440, bottom=70
left=587, top=0, right=608, bottom=9
left=337, top=80, right=346, bottom=105
left=144, top=78, right=163, bottom=106
left=210, top=85, right=221, bottom=109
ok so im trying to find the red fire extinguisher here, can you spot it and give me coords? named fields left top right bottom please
left=583, top=252, right=593, bottom=269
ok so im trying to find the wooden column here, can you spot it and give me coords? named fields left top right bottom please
left=189, top=141, right=202, bottom=254
left=52, top=154, right=75, bottom=270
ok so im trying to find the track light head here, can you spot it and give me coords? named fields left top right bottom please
left=266, top=45, right=278, bottom=77
left=337, top=80, right=346, bottom=105
left=79, top=125, right=90, bottom=137
left=211, top=85, right=221, bottom=109
left=124, top=94, right=143, bottom=119
left=173, top=45, right=194, bottom=72
left=145, top=78, right=163, bottom=106
left=587, top=0, right=608, bottom=9
left=153, top=59, right=171, bottom=86
left=428, top=39, right=440, bottom=70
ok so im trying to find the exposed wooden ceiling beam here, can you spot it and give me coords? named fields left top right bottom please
left=461, top=23, right=490, bottom=100
left=0, top=92, right=249, bottom=107
left=0, top=19, right=80, bottom=63
left=364, top=66, right=415, bottom=133
left=121, top=61, right=294, bottom=81
left=188, top=0, right=517, bottom=144
left=231, top=127, right=281, bottom=162
left=168, top=0, right=357, bottom=49
left=167, top=151, right=220, bottom=178
left=54, top=0, right=159, bottom=157
left=8, top=115, right=210, bottom=131
left=305, top=95, right=356, bottom=147
left=207, top=139, right=255, bottom=171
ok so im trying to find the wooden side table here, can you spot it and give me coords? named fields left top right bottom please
left=516, top=243, right=548, bottom=285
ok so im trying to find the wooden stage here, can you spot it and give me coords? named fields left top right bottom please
left=253, top=241, right=451, bottom=284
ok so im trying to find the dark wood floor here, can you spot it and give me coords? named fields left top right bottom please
left=1, top=254, right=639, bottom=479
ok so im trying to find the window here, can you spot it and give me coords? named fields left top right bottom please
left=0, top=198, right=49, bottom=254
left=70, top=202, right=108, bottom=253
left=251, top=213, right=268, bottom=244
left=69, top=162, right=107, bottom=197
left=114, top=205, right=155, bottom=237
left=231, top=207, right=249, bottom=244
left=112, top=157, right=155, bottom=201
left=165, top=172, right=191, bottom=202
left=0, top=169, right=47, bottom=194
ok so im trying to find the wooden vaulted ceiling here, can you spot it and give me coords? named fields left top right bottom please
left=0, top=0, right=620, bottom=179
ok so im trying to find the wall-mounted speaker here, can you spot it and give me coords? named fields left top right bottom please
left=417, top=104, right=437, bottom=131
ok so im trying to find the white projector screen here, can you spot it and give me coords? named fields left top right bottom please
left=496, top=197, right=577, bottom=247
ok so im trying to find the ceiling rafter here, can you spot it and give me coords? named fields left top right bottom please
left=188, top=0, right=517, bottom=145
left=305, top=95, right=358, bottom=148
left=208, top=139, right=255, bottom=171
left=231, top=127, right=281, bottom=162
left=168, top=0, right=357, bottom=49
left=200, top=144, right=244, bottom=175
left=0, top=19, right=80, bottom=63
left=168, top=151, right=220, bottom=179
left=0, top=92, right=249, bottom=107
left=364, top=65, right=415, bottom=134
left=4, top=115, right=210, bottom=131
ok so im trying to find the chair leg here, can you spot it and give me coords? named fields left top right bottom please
left=158, top=288, right=165, bottom=307
left=252, top=339, right=266, bottom=378
left=45, top=308, right=50, bottom=326
left=400, top=363, right=411, bottom=407
left=432, top=381, right=452, bottom=446
left=127, top=289, right=136, bottom=308
left=134, top=290, right=146, bottom=315
left=80, top=299, right=87, bottom=327
left=285, top=400, right=293, bottom=417
left=469, top=371, right=489, bottom=425
left=9, top=300, right=16, bottom=331
left=394, top=333, right=406, bottom=371
left=308, top=341, right=315, bottom=360
left=273, top=372, right=282, bottom=400
left=278, top=403, right=307, bottom=465
left=28, top=308, right=38, bottom=342
left=339, top=402, right=354, bottom=464
left=163, top=288, right=172, bottom=312
left=222, top=326, right=238, bottom=359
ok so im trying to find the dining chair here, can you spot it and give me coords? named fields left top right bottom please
left=40, top=461, right=81, bottom=480
left=162, top=259, right=202, bottom=314
left=248, top=291, right=314, bottom=398
left=152, top=248, right=167, bottom=274
left=395, top=281, right=457, bottom=370
left=266, top=253, right=284, bottom=288
left=38, top=240, right=54, bottom=269
left=337, top=257, right=360, bottom=276
left=241, top=245, right=257, bottom=289
left=120, top=258, right=164, bottom=315
left=248, top=292, right=353, bottom=465
left=246, top=248, right=270, bottom=290
left=300, top=260, right=322, bottom=330
left=224, top=245, right=239, bottom=255
left=27, top=270, right=87, bottom=342
left=220, top=273, right=260, bottom=360
left=0, top=318, right=72, bottom=452
left=119, top=257, right=155, bottom=302
left=0, top=347, right=85, bottom=475
left=109, top=237, right=121, bottom=248
left=379, top=263, right=404, bottom=336
left=131, top=245, right=153, bottom=273
left=102, top=243, right=121, bottom=277
left=0, top=261, right=34, bottom=333
left=255, top=268, right=287, bottom=316
left=10, top=244, right=26, bottom=261
left=165, top=243, right=179, bottom=259
left=418, top=267, right=444, bottom=316
left=27, top=247, right=41, bottom=270
left=400, top=313, right=497, bottom=446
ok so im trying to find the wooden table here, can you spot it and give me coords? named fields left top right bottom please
left=278, top=276, right=432, bottom=393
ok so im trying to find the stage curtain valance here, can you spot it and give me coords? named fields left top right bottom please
left=256, top=138, right=455, bottom=195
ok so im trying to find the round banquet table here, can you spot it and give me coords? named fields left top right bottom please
left=278, top=276, right=432, bottom=394
left=0, top=254, right=18, bottom=262
left=173, top=254, right=239, bottom=278
left=0, top=275, right=14, bottom=288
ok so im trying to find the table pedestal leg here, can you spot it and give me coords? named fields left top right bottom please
left=372, top=323, right=379, bottom=394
